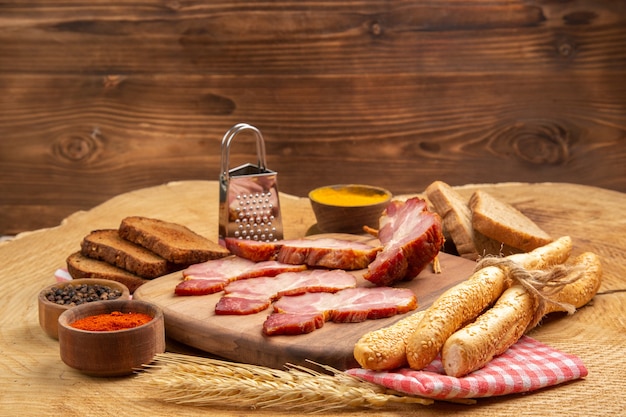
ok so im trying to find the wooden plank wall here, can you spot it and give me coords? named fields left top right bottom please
left=1, top=1, right=625, bottom=235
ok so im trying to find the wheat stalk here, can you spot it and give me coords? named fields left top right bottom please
left=136, top=353, right=434, bottom=412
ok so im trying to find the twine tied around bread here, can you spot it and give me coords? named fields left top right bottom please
left=474, top=256, right=585, bottom=326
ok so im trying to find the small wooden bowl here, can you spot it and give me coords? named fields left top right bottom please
left=38, top=278, right=130, bottom=340
left=57, top=299, right=165, bottom=377
left=309, top=184, right=392, bottom=234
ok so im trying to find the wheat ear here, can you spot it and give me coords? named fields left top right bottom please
left=136, top=353, right=434, bottom=412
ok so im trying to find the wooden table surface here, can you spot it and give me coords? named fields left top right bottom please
left=1, top=180, right=624, bottom=416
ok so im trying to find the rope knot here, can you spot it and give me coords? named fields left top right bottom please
left=474, top=256, right=584, bottom=326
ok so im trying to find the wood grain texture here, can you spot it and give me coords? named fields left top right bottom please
left=1, top=1, right=625, bottom=235
left=0, top=181, right=624, bottom=416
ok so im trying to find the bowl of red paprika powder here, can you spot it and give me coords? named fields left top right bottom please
left=57, top=299, right=165, bottom=377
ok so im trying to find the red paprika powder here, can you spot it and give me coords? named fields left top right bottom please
left=71, top=311, right=152, bottom=331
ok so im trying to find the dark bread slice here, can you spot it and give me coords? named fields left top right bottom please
left=80, top=229, right=176, bottom=279
left=469, top=189, right=553, bottom=252
left=66, top=251, right=148, bottom=293
left=118, top=216, right=230, bottom=265
left=425, top=181, right=521, bottom=260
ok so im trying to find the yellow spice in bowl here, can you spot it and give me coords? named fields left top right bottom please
left=309, top=186, right=389, bottom=207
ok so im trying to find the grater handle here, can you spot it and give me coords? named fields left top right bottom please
left=220, top=123, right=267, bottom=180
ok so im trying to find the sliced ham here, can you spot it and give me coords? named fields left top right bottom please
left=363, top=197, right=444, bottom=286
left=224, top=237, right=381, bottom=270
left=277, top=238, right=381, bottom=270
left=263, top=287, right=417, bottom=335
left=224, top=238, right=279, bottom=262
left=175, top=256, right=306, bottom=296
left=215, top=269, right=356, bottom=315
left=262, top=313, right=325, bottom=336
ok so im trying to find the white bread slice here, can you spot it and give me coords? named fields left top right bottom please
left=425, top=181, right=521, bottom=260
left=425, top=181, right=479, bottom=260
left=473, top=229, right=521, bottom=258
left=469, top=189, right=553, bottom=252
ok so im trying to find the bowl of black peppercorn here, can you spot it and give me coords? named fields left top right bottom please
left=38, top=278, right=130, bottom=339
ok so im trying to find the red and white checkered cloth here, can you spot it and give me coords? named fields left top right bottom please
left=346, top=335, right=587, bottom=400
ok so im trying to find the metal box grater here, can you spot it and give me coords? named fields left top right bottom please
left=218, top=123, right=283, bottom=243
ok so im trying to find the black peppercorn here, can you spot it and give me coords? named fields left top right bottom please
left=43, top=283, right=123, bottom=306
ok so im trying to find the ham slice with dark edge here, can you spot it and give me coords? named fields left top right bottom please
left=262, top=313, right=325, bottom=336
left=175, top=256, right=306, bottom=296
left=214, top=269, right=356, bottom=315
left=262, top=287, right=417, bottom=336
left=225, top=234, right=382, bottom=271
left=277, top=238, right=381, bottom=270
left=363, top=197, right=444, bottom=286
left=224, top=238, right=279, bottom=262
left=226, top=237, right=381, bottom=270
